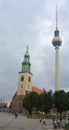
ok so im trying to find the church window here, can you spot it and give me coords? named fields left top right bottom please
left=21, top=76, right=24, bottom=81
left=28, top=77, right=30, bottom=82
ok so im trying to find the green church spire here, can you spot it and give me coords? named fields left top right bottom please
left=24, top=45, right=30, bottom=63
left=21, top=46, right=31, bottom=73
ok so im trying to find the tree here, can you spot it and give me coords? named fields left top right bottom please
left=40, top=90, right=52, bottom=115
left=36, top=94, right=42, bottom=111
left=44, top=91, right=52, bottom=115
left=53, top=90, right=67, bottom=116
left=23, top=92, right=38, bottom=115
left=66, top=92, right=69, bottom=111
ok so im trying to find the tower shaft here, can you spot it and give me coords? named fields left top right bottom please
left=52, top=6, right=62, bottom=91
left=55, top=46, right=60, bottom=91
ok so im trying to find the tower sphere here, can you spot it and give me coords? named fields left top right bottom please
left=52, top=30, right=62, bottom=47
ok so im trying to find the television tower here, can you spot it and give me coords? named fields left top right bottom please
left=52, top=5, right=62, bottom=91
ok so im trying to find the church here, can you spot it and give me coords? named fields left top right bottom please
left=10, top=46, right=43, bottom=113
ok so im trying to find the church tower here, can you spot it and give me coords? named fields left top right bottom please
left=17, top=46, right=32, bottom=95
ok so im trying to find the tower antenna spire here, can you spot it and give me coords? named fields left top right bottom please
left=56, top=4, right=58, bottom=30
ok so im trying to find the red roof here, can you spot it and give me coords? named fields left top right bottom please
left=32, top=86, right=43, bottom=95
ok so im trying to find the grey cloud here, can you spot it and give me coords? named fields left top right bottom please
left=0, top=0, right=69, bottom=103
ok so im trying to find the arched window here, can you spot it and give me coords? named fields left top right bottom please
left=21, top=76, right=24, bottom=81
left=28, top=77, right=31, bottom=82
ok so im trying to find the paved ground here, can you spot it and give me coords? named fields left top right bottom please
left=0, top=112, right=65, bottom=130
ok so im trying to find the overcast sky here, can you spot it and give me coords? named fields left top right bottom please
left=0, top=0, right=69, bottom=104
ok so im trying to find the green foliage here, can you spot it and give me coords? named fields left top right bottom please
left=40, top=91, right=52, bottom=114
left=66, top=92, right=69, bottom=111
left=23, top=92, right=38, bottom=114
left=53, top=90, right=68, bottom=115
left=23, top=89, right=69, bottom=116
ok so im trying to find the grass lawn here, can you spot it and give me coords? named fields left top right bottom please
left=27, top=113, right=66, bottom=119
left=63, top=128, right=69, bottom=130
